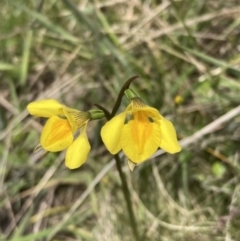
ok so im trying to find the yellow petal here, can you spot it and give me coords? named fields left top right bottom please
left=40, top=116, right=73, bottom=152
left=121, top=111, right=161, bottom=163
left=159, top=116, right=181, bottom=153
left=65, top=125, right=90, bottom=169
left=133, top=105, right=159, bottom=115
left=101, top=111, right=127, bottom=154
left=27, top=99, right=63, bottom=117
left=131, top=98, right=160, bottom=118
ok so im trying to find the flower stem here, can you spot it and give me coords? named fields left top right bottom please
left=114, top=153, right=140, bottom=241
left=111, top=75, right=140, bottom=118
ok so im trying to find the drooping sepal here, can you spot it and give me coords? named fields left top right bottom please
left=128, top=159, right=136, bottom=172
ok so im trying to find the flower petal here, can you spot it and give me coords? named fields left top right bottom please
left=65, top=124, right=90, bottom=169
left=40, top=116, right=73, bottom=152
left=133, top=106, right=160, bottom=119
left=131, top=98, right=161, bottom=120
left=121, top=111, right=161, bottom=163
left=159, top=117, right=181, bottom=153
left=27, top=99, right=64, bottom=117
left=101, top=111, right=127, bottom=154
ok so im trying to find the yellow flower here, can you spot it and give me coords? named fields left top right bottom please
left=27, top=99, right=91, bottom=169
left=174, top=95, right=184, bottom=105
left=101, top=98, right=181, bottom=164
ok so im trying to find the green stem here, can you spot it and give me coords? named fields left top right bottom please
left=114, top=153, right=140, bottom=241
left=93, top=103, right=111, bottom=120
left=110, top=75, right=140, bottom=118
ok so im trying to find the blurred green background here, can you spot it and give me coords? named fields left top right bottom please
left=1, top=0, right=240, bottom=240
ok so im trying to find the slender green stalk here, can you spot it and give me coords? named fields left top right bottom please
left=93, top=103, right=111, bottom=119
left=97, top=76, right=140, bottom=240
left=110, top=75, right=140, bottom=118
left=95, top=75, right=140, bottom=120
left=114, top=153, right=140, bottom=241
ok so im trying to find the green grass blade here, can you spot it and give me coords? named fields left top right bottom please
left=8, top=0, right=78, bottom=42
left=180, top=46, right=240, bottom=74
left=20, top=30, right=32, bottom=86
left=0, top=62, right=17, bottom=71
left=8, top=227, right=54, bottom=241
left=10, top=207, right=33, bottom=240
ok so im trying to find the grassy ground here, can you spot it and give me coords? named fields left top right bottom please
left=1, top=0, right=240, bottom=240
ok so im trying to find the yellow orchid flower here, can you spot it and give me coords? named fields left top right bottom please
left=101, top=97, right=181, bottom=164
left=27, top=99, right=91, bottom=169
